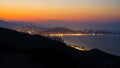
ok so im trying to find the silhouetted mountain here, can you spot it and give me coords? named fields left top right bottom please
left=46, top=27, right=73, bottom=32
left=0, top=20, right=17, bottom=29
left=0, top=27, right=120, bottom=68
left=0, top=20, right=48, bottom=31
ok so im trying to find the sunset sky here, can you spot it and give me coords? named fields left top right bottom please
left=0, top=0, right=120, bottom=22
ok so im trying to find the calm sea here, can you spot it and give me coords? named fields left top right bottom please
left=63, top=35, right=120, bottom=56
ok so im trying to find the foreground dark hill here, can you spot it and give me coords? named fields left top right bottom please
left=0, top=27, right=120, bottom=68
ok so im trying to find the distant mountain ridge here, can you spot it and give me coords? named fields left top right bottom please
left=0, top=27, right=120, bottom=68
left=0, top=19, right=120, bottom=33
left=0, top=20, right=49, bottom=31
left=0, top=20, right=17, bottom=29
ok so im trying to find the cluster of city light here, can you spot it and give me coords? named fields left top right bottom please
left=27, top=30, right=33, bottom=34
left=14, top=27, right=119, bottom=37
left=49, top=33, right=104, bottom=37
left=70, top=45, right=87, bottom=51
left=65, top=41, right=88, bottom=51
left=14, top=27, right=40, bottom=35
left=16, top=29, right=35, bottom=35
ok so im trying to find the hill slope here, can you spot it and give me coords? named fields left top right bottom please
left=0, top=27, right=120, bottom=68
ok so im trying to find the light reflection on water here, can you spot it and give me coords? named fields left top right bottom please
left=63, top=35, right=120, bottom=56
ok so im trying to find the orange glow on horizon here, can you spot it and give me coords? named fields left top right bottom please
left=0, top=0, right=120, bottom=22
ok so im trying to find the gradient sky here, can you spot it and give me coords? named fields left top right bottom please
left=0, top=0, right=120, bottom=22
